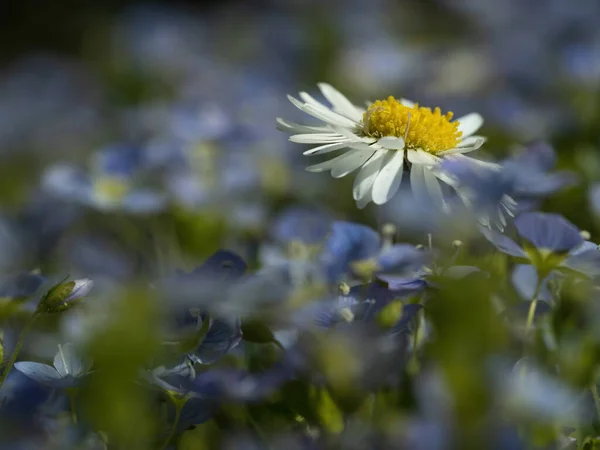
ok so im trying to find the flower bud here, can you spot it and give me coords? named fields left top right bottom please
left=37, top=278, right=93, bottom=314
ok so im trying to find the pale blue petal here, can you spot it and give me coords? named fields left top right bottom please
left=511, top=264, right=552, bottom=302
left=14, top=362, right=61, bottom=385
left=515, top=212, right=582, bottom=252
left=480, top=227, right=526, bottom=258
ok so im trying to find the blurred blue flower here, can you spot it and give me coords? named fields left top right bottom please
left=504, top=142, right=577, bottom=210
left=0, top=272, right=45, bottom=299
left=270, top=207, right=332, bottom=246
left=43, top=143, right=167, bottom=214
left=14, top=343, right=92, bottom=389
left=163, top=250, right=247, bottom=364
left=482, top=212, right=600, bottom=277
left=186, top=363, right=295, bottom=402
left=321, top=222, right=427, bottom=282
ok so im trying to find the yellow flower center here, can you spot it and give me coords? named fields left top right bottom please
left=363, top=96, right=462, bottom=154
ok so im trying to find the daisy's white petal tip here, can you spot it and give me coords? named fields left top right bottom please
left=378, top=136, right=406, bottom=150
left=457, top=113, right=484, bottom=137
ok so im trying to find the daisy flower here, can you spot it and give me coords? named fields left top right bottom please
left=277, top=83, right=488, bottom=210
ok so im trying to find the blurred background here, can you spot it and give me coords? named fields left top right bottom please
left=0, top=0, right=599, bottom=275
left=1, top=2, right=600, bottom=448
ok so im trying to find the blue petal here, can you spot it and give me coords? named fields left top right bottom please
left=270, top=206, right=332, bottom=244
left=511, top=265, right=552, bottom=302
left=94, top=144, right=143, bottom=177
left=561, top=247, right=600, bottom=278
left=321, top=222, right=381, bottom=282
left=194, top=250, right=247, bottom=280
left=190, top=319, right=242, bottom=364
left=515, top=212, right=583, bottom=252
left=379, top=274, right=428, bottom=293
left=178, top=397, right=215, bottom=429
left=376, top=244, right=429, bottom=274
left=53, top=343, right=90, bottom=378
left=14, top=362, right=61, bottom=385
left=122, top=189, right=167, bottom=213
left=480, top=227, right=526, bottom=257
left=589, top=183, right=600, bottom=217
left=508, top=141, right=556, bottom=171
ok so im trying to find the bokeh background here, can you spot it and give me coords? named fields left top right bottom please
left=1, top=1, right=600, bottom=448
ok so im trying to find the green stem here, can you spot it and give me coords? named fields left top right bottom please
left=68, top=390, right=78, bottom=425
left=591, top=382, right=600, bottom=424
left=158, top=402, right=183, bottom=450
left=0, top=312, right=37, bottom=389
left=524, top=279, right=544, bottom=337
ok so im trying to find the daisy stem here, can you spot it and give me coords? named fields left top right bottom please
left=0, top=312, right=38, bottom=389
left=524, top=279, right=543, bottom=337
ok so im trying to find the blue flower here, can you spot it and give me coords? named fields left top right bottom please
left=164, top=251, right=246, bottom=364
left=321, top=222, right=427, bottom=282
left=482, top=212, right=600, bottom=277
left=300, top=282, right=422, bottom=337
left=14, top=343, right=92, bottom=389
left=145, top=362, right=216, bottom=429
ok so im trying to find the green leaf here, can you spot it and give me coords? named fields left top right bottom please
left=241, top=321, right=276, bottom=344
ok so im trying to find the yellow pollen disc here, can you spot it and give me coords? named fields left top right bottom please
left=363, top=96, right=462, bottom=154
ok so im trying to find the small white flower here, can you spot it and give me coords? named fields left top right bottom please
left=277, top=83, right=494, bottom=210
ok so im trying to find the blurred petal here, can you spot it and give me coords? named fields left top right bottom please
left=515, top=212, right=583, bottom=252
left=480, top=227, right=526, bottom=257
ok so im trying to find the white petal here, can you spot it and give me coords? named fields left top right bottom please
left=305, top=149, right=373, bottom=177
left=458, top=136, right=486, bottom=148
left=318, top=83, right=363, bottom=122
left=332, top=126, right=376, bottom=143
left=372, top=150, right=405, bottom=205
left=449, top=153, right=500, bottom=170
left=287, top=95, right=357, bottom=128
left=356, top=189, right=373, bottom=209
left=410, top=163, right=429, bottom=204
left=330, top=149, right=376, bottom=178
left=289, top=133, right=346, bottom=143
left=303, top=142, right=350, bottom=155
left=378, top=136, right=406, bottom=150
left=276, top=118, right=331, bottom=134
left=400, top=98, right=416, bottom=107
left=423, top=167, right=446, bottom=211
left=440, top=137, right=486, bottom=156
left=407, top=149, right=440, bottom=167
left=353, top=149, right=387, bottom=201
left=456, top=113, right=483, bottom=138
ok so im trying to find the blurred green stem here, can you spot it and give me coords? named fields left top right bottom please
left=591, top=381, right=600, bottom=424
left=524, top=279, right=543, bottom=337
left=159, top=401, right=183, bottom=450
left=67, top=389, right=78, bottom=424
left=0, top=312, right=37, bottom=389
